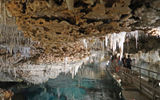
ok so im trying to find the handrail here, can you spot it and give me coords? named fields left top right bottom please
left=118, top=66, right=160, bottom=99
left=131, top=65, right=160, bottom=75
left=131, top=65, right=160, bottom=81
left=108, top=62, right=160, bottom=99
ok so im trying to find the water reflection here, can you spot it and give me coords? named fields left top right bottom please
left=12, top=64, right=122, bottom=100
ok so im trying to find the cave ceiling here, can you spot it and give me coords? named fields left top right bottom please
left=5, top=0, right=135, bottom=52
left=0, top=0, right=160, bottom=63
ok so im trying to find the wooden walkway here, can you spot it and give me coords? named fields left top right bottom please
left=107, top=65, right=160, bottom=100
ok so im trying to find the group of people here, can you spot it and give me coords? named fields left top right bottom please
left=122, top=55, right=132, bottom=69
left=110, top=54, right=132, bottom=72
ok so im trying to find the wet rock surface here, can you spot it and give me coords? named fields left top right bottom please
left=0, top=88, right=13, bottom=100
left=0, top=0, right=160, bottom=83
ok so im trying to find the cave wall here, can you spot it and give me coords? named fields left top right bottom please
left=0, top=0, right=160, bottom=83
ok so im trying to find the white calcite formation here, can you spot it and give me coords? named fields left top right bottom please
left=0, top=24, right=32, bottom=58
left=0, top=51, right=105, bottom=84
left=83, top=39, right=88, bottom=49
left=104, top=31, right=139, bottom=59
left=0, top=1, right=32, bottom=58
left=0, top=35, right=107, bottom=84
left=1, top=30, right=159, bottom=84
left=0, top=0, right=160, bottom=85
left=0, top=59, right=85, bottom=84
left=127, top=30, right=139, bottom=48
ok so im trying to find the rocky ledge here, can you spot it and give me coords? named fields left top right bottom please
left=0, top=88, right=13, bottom=100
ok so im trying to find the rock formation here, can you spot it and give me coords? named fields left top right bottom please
left=0, top=88, right=13, bottom=100
left=0, top=0, right=160, bottom=83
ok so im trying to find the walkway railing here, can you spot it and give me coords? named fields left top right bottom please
left=131, top=65, right=160, bottom=81
left=108, top=64, right=160, bottom=100
left=122, top=65, right=160, bottom=100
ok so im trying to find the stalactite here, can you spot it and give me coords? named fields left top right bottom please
left=8, top=66, right=11, bottom=76
left=0, top=24, right=32, bottom=57
left=129, top=30, right=139, bottom=48
left=105, top=35, right=108, bottom=48
left=1, top=0, right=7, bottom=25
left=14, top=68, right=16, bottom=78
left=83, top=39, right=87, bottom=49
left=102, top=39, right=104, bottom=53
left=66, top=0, right=74, bottom=10
left=0, top=1, right=2, bottom=22
left=64, top=57, right=68, bottom=67
left=118, top=32, right=126, bottom=59
left=105, top=32, right=126, bottom=59
left=0, top=0, right=32, bottom=59
left=110, top=33, right=117, bottom=53
left=100, top=0, right=104, bottom=4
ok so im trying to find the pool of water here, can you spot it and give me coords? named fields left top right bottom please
left=10, top=64, right=123, bottom=100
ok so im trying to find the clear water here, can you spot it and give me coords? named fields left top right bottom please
left=11, top=64, right=123, bottom=100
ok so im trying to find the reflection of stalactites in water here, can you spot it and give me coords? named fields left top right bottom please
left=9, top=64, right=122, bottom=100
left=57, top=88, right=60, bottom=100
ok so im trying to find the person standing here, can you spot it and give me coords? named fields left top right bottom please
left=122, top=56, right=126, bottom=68
left=116, top=56, right=121, bottom=72
left=126, top=55, right=132, bottom=69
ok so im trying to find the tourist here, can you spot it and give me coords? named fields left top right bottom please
left=111, top=54, right=116, bottom=63
left=122, top=55, right=126, bottom=68
left=117, top=56, right=122, bottom=66
left=126, top=55, right=132, bottom=69
left=116, top=56, right=121, bottom=72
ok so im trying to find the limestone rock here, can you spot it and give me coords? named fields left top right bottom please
left=0, top=89, right=13, bottom=100
left=151, top=0, right=160, bottom=11
left=85, top=4, right=108, bottom=20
